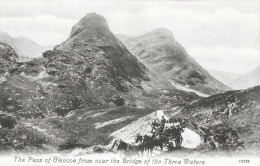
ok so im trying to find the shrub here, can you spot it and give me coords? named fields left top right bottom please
left=111, top=96, right=125, bottom=106
left=0, top=114, right=16, bottom=129
left=187, top=80, right=195, bottom=86
left=189, top=71, right=205, bottom=81
left=0, top=125, right=50, bottom=152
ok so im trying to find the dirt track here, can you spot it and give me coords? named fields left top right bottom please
left=110, top=110, right=201, bottom=149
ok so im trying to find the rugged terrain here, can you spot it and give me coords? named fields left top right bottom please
left=110, top=86, right=260, bottom=156
left=177, top=86, right=260, bottom=155
left=0, top=13, right=201, bottom=153
left=117, top=30, right=230, bottom=95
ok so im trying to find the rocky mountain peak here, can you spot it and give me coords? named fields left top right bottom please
left=70, top=12, right=109, bottom=38
left=145, top=28, right=175, bottom=40
left=56, top=12, right=120, bottom=50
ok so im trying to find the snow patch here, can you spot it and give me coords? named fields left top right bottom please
left=140, top=81, right=153, bottom=91
left=95, top=116, right=134, bottom=129
left=90, top=112, right=107, bottom=118
left=171, top=82, right=209, bottom=97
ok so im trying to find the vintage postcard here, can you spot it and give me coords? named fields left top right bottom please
left=0, top=0, right=259, bottom=166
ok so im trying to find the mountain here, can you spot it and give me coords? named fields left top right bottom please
left=176, top=86, right=260, bottom=153
left=0, top=13, right=201, bottom=120
left=229, top=65, right=260, bottom=90
left=116, top=28, right=230, bottom=95
left=0, top=31, right=54, bottom=58
left=0, top=13, right=201, bottom=152
left=207, top=69, right=243, bottom=87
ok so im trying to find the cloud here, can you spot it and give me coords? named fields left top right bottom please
left=1, top=1, right=259, bottom=48
left=0, top=1, right=120, bottom=19
left=0, top=15, right=77, bottom=45
left=188, top=46, right=260, bottom=73
left=107, top=5, right=260, bottom=49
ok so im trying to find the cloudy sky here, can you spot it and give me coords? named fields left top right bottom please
left=0, top=0, right=259, bottom=73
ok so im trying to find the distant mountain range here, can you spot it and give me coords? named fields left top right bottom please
left=229, top=65, right=260, bottom=90
left=207, top=67, right=260, bottom=90
left=207, top=69, right=243, bottom=87
left=0, top=31, right=54, bottom=58
left=117, top=30, right=230, bottom=95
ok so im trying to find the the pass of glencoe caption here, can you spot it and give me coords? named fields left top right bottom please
left=0, top=0, right=259, bottom=166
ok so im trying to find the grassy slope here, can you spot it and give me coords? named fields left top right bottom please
left=176, top=86, right=260, bottom=155
left=11, top=106, right=155, bottom=151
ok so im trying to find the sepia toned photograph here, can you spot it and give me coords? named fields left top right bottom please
left=0, top=0, right=259, bottom=165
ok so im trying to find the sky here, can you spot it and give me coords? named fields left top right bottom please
left=0, top=0, right=259, bottom=73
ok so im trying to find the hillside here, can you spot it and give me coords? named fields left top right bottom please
left=0, top=31, right=54, bottom=58
left=229, top=65, right=260, bottom=90
left=117, top=29, right=230, bottom=95
left=176, top=86, right=260, bottom=154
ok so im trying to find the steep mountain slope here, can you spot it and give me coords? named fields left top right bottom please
left=0, top=13, right=201, bottom=152
left=177, top=86, right=260, bottom=153
left=117, top=29, right=230, bottom=95
left=0, top=31, right=54, bottom=58
left=55, top=13, right=148, bottom=86
left=229, top=65, right=260, bottom=90
left=207, top=69, right=243, bottom=87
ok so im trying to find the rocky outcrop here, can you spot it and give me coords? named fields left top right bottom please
left=55, top=13, right=147, bottom=83
left=0, top=42, right=18, bottom=76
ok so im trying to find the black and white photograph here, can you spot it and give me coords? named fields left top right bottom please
left=0, top=0, right=259, bottom=165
